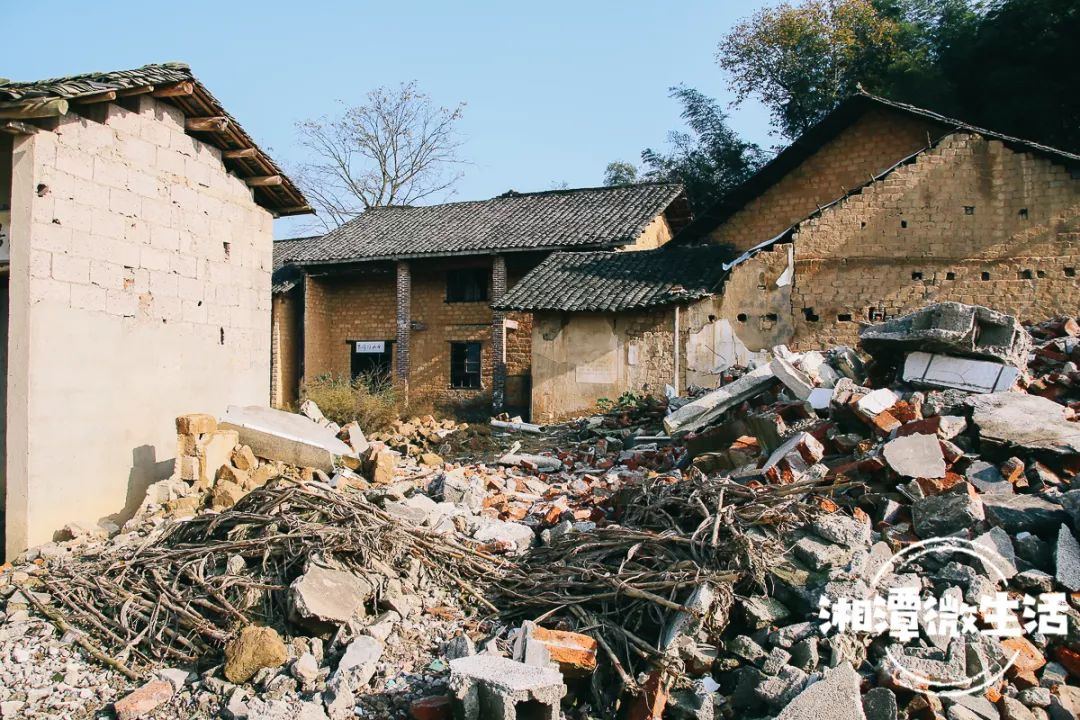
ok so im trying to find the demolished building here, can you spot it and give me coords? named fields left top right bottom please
left=503, top=91, right=1080, bottom=418
left=0, top=63, right=310, bottom=556
left=270, top=183, right=691, bottom=414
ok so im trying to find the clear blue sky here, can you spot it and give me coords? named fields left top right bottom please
left=3, top=0, right=774, bottom=238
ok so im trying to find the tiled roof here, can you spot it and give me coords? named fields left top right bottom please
left=677, top=90, right=1080, bottom=243
left=494, top=245, right=735, bottom=312
left=0, top=63, right=310, bottom=216
left=271, top=237, right=314, bottom=294
left=281, top=183, right=688, bottom=265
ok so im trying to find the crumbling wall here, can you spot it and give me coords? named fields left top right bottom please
left=622, top=212, right=674, bottom=251
left=789, top=133, right=1080, bottom=349
left=271, top=289, right=302, bottom=409
left=6, top=96, right=273, bottom=556
left=707, top=109, right=942, bottom=251
left=303, top=270, right=396, bottom=381
left=530, top=309, right=675, bottom=422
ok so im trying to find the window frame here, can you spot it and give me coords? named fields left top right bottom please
left=449, top=341, right=483, bottom=389
left=445, top=267, right=490, bottom=303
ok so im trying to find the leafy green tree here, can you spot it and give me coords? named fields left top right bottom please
left=637, top=86, right=765, bottom=213
left=602, top=161, right=640, bottom=186
left=717, top=0, right=915, bottom=138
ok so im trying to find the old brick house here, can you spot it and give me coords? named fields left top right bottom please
left=505, top=92, right=1080, bottom=419
left=0, top=63, right=309, bottom=556
left=271, top=183, right=690, bottom=414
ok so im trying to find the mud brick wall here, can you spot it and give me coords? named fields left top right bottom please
left=707, top=108, right=942, bottom=252
left=298, top=259, right=535, bottom=412
left=6, top=96, right=274, bottom=555
left=271, top=289, right=301, bottom=409
left=788, top=133, right=1080, bottom=349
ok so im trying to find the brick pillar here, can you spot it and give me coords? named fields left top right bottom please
left=491, top=255, right=507, bottom=414
left=395, top=261, right=411, bottom=400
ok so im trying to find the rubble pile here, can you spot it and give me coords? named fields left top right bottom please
left=0, top=301, right=1079, bottom=720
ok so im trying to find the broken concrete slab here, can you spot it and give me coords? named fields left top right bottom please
left=813, top=513, right=872, bottom=548
left=771, top=356, right=815, bottom=401
left=965, top=460, right=1013, bottom=494
left=966, top=393, right=1080, bottom=456
left=882, top=433, right=946, bottom=478
left=973, top=526, right=1018, bottom=580
left=1056, top=525, right=1080, bottom=591
left=912, top=483, right=985, bottom=538
left=854, top=388, right=899, bottom=418
left=982, top=494, right=1068, bottom=534
left=448, top=655, right=565, bottom=720
left=860, top=302, right=1031, bottom=368
left=762, top=432, right=825, bottom=483
left=220, top=405, right=356, bottom=473
left=289, top=564, right=373, bottom=628
left=776, top=662, right=866, bottom=720
left=332, top=636, right=383, bottom=690
left=861, top=687, right=898, bottom=720
left=903, top=352, right=1020, bottom=393
left=473, top=519, right=534, bottom=553
left=664, top=364, right=777, bottom=435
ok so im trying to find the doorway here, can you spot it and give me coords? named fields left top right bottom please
left=350, top=340, right=393, bottom=386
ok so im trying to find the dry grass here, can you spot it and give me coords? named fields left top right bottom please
left=301, top=373, right=401, bottom=432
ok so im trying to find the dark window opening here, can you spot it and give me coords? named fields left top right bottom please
left=802, top=308, right=819, bottom=322
left=736, top=313, right=748, bottom=323
left=351, top=341, right=393, bottom=385
left=946, top=272, right=956, bottom=280
left=450, top=342, right=482, bottom=389
left=446, top=268, right=488, bottom=303
left=1019, top=208, right=1028, bottom=219
left=1037, top=270, right=1046, bottom=279
left=981, top=271, right=991, bottom=281
left=838, top=313, right=853, bottom=322
left=900, top=220, right=908, bottom=228
left=964, top=206, right=975, bottom=215
left=71, top=102, right=108, bottom=124
left=868, top=308, right=886, bottom=322
left=1067, top=268, right=1077, bottom=278
left=223, top=241, right=231, bottom=261
left=911, top=271, right=923, bottom=281
left=765, top=313, right=778, bottom=322
left=860, top=221, right=866, bottom=228
left=1019, top=269, right=1034, bottom=280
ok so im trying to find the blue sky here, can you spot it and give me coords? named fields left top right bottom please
left=3, top=0, right=774, bottom=238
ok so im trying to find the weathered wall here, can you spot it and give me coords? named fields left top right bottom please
left=530, top=309, right=677, bottom=422
left=300, top=259, right=534, bottom=412
left=788, top=133, right=1080, bottom=349
left=707, top=109, right=942, bottom=252
left=6, top=97, right=273, bottom=556
left=271, top=289, right=301, bottom=409
left=623, top=213, right=674, bottom=251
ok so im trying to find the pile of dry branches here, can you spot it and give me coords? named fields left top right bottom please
left=36, top=481, right=504, bottom=669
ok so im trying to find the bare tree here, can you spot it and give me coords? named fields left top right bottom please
left=295, top=82, right=466, bottom=231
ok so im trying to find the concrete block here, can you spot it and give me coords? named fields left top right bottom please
left=882, top=433, right=946, bottom=478
left=220, top=405, right=356, bottom=473
left=771, top=356, right=815, bottom=400
left=966, top=393, right=1080, bottom=456
left=903, top=352, right=1019, bottom=393
left=448, top=655, right=565, bottom=720
left=776, top=662, right=866, bottom=720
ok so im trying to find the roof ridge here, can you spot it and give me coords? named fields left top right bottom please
left=2, top=62, right=192, bottom=90
left=351, top=181, right=683, bottom=213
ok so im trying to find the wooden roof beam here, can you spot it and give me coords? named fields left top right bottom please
left=0, top=97, right=69, bottom=120
left=245, top=175, right=283, bottom=187
left=223, top=147, right=259, bottom=160
left=72, top=90, right=117, bottom=105
left=152, top=81, right=194, bottom=98
left=185, top=116, right=229, bottom=133
left=117, top=86, right=154, bottom=97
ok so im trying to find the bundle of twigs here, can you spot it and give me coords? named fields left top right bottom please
left=38, top=481, right=505, bottom=668
left=492, top=469, right=861, bottom=691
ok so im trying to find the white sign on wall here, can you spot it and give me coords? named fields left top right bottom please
left=354, top=341, right=386, bottom=353
left=0, top=210, right=9, bottom=264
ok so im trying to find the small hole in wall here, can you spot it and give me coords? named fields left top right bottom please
left=860, top=221, right=866, bottom=228
left=946, top=271, right=956, bottom=280
left=1019, top=269, right=1034, bottom=280
left=765, top=313, right=778, bottom=322
left=900, top=220, right=908, bottom=228
left=36, top=183, right=48, bottom=197
left=1067, top=268, right=1077, bottom=277
left=802, top=308, right=819, bottom=322
left=220, top=327, right=225, bottom=345
left=911, top=271, right=923, bottom=280
left=837, top=313, right=853, bottom=322
left=1019, top=208, right=1028, bottom=219
left=1037, top=270, right=1046, bottom=278
left=964, top=206, right=975, bottom=215
left=223, top=242, right=231, bottom=260
left=707, top=314, right=716, bottom=322
left=736, top=313, right=747, bottom=323
left=197, top=300, right=203, bottom=306
left=868, top=308, right=886, bottom=322
left=981, top=271, right=991, bottom=281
